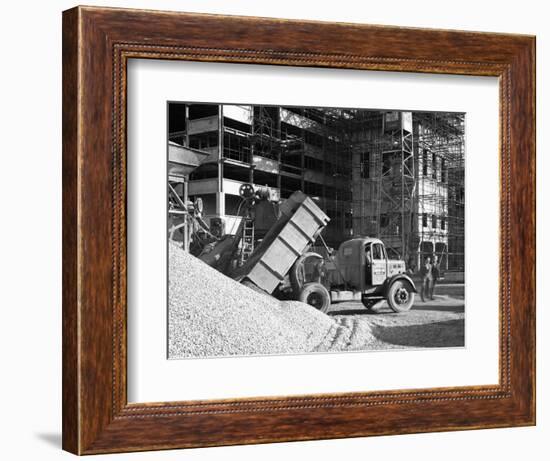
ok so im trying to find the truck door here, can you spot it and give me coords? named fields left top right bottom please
left=371, top=243, right=387, bottom=286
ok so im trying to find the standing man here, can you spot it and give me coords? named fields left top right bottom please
left=430, top=254, right=441, bottom=300
left=419, top=256, right=433, bottom=302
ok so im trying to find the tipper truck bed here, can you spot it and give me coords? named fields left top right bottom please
left=229, top=191, right=330, bottom=294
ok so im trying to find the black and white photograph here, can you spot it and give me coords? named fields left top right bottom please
left=167, top=103, right=465, bottom=359
left=0, top=0, right=542, bottom=458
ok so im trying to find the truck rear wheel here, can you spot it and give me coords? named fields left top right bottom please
left=298, top=282, right=331, bottom=314
left=387, top=280, right=415, bottom=312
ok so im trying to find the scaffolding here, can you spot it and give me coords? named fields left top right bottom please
left=168, top=103, right=465, bottom=271
left=415, top=112, right=465, bottom=271
left=348, top=110, right=465, bottom=271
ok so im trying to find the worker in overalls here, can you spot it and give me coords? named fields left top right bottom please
left=430, top=254, right=440, bottom=300
left=419, top=256, right=433, bottom=302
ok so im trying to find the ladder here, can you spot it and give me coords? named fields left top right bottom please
left=240, top=217, right=255, bottom=265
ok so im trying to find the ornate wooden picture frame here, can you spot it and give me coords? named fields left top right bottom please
left=62, top=6, right=535, bottom=455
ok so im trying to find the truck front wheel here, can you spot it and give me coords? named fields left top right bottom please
left=387, top=280, right=415, bottom=313
left=298, top=282, right=331, bottom=314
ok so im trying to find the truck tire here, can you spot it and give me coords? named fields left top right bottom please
left=387, top=279, right=415, bottom=313
left=298, top=282, right=331, bottom=314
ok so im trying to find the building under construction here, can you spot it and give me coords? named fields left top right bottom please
left=168, top=103, right=465, bottom=272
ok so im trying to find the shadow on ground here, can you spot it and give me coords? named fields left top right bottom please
left=370, top=319, right=465, bottom=348
left=36, top=432, right=61, bottom=448
left=328, top=309, right=374, bottom=316
left=330, top=305, right=464, bottom=316
left=411, top=305, right=464, bottom=314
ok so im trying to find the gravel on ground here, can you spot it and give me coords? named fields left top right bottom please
left=168, top=242, right=338, bottom=358
left=327, top=296, right=465, bottom=350
left=169, top=241, right=465, bottom=357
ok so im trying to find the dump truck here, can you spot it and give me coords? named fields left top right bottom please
left=219, top=187, right=418, bottom=314
left=168, top=144, right=416, bottom=314
left=170, top=166, right=417, bottom=313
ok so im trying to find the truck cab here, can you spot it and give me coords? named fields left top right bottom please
left=326, top=237, right=416, bottom=312
left=336, top=238, right=407, bottom=290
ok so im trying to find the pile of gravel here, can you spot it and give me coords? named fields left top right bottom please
left=168, top=242, right=339, bottom=358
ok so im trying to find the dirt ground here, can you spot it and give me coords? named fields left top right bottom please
left=320, top=284, right=465, bottom=351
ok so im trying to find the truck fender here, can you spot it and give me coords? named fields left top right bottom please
left=383, top=273, right=418, bottom=296
left=289, top=252, right=325, bottom=295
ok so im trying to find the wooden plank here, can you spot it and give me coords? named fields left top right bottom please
left=61, top=7, right=80, bottom=454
